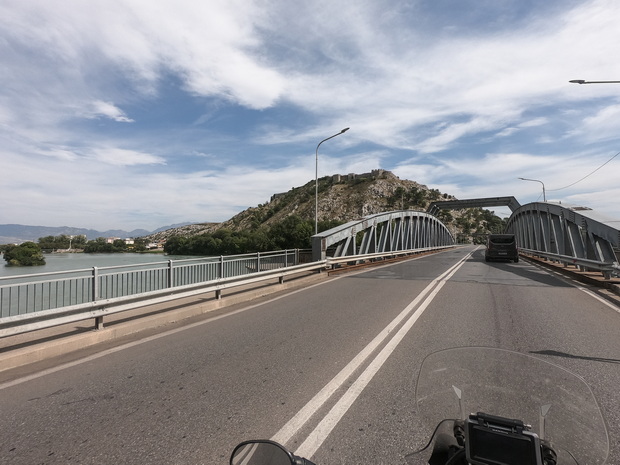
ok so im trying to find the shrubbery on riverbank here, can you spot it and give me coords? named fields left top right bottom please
left=3, top=242, right=46, bottom=266
left=163, top=216, right=343, bottom=255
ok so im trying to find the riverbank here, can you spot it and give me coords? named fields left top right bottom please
left=0, top=252, right=193, bottom=278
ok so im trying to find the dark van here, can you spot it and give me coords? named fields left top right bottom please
left=485, top=234, right=519, bottom=263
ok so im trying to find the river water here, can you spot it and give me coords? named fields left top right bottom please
left=0, top=252, right=200, bottom=278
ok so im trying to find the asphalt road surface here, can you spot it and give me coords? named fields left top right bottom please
left=1, top=245, right=618, bottom=464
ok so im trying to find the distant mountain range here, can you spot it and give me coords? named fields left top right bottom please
left=0, top=223, right=193, bottom=244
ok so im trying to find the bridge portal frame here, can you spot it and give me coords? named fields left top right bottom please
left=427, top=196, right=521, bottom=215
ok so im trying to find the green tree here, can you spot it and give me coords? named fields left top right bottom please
left=163, top=216, right=344, bottom=256
left=3, top=242, right=46, bottom=266
left=428, top=188, right=442, bottom=201
left=38, top=235, right=58, bottom=250
left=164, top=236, right=190, bottom=255
left=388, top=187, right=407, bottom=209
left=318, top=219, right=344, bottom=232
left=83, top=237, right=126, bottom=253
left=269, top=215, right=314, bottom=249
left=112, top=239, right=127, bottom=251
left=38, top=234, right=87, bottom=250
left=248, top=228, right=274, bottom=252
left=436, top=209, right=454, bottom=224
left=57, top=234, right=71, bottom=248
left=71, top=235, right=88, bottom=248
left=131, top=238, right=149, bottom=252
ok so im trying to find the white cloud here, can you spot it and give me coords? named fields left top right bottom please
left=85, top=101, right=134, bottom=123
left=2, top=0, right=620, bottom=230
left=3, top=0, right=620, bottom=141
left=496, top=118, right=550, bottom=138
left=40, top=147, right=80, bottom=161
left=393, top=148, right=620, bottom=220
left=91, top=148, right=166, bottom=166
left=569, top=104, right=620, bottom=142
left=274, top=0, right=620, bottom=152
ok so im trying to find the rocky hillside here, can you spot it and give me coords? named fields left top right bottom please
left=224, top=170, right=453, bottom=228
left=144, top=170, right=504, bottom=243
left=144, top=222, right=221, bottom=243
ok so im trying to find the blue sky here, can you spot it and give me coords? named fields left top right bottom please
left=2, top=0, right=620, bottom=231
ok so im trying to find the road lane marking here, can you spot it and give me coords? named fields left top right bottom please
left=272, top=249, right=476, bottom=451
left=576, top=287, right=620, bottom=314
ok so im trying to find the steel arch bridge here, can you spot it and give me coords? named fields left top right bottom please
left=311, top=210, right=455, bottom=261
left=428, top=197, right=620, bottom=278
left=312, top=199, right=619, bottom=278
left=505, top=202, right=620, bottom=278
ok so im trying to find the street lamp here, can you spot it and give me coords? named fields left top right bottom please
left=569, top=79, right=620, bottom=84
left=315, top=127, right=350, bottom=234
left=518, top=177, right=546, bottom=202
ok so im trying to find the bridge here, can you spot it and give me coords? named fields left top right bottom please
left=1, top=200, right=619, bottom=336
left=313, top=199, right=619, bottom=276
left=1, top=200, right=619, bottom=463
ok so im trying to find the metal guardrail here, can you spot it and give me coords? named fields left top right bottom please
left=0, top=246, right=451, bottom=338
left=0, top=251, right=298, bottom=329
left=520, top=248, right=620, bottom=279
left=0, top=260, right=325, bottom=338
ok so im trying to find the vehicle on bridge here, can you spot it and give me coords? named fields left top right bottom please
left=485, top=234, right=519, bottom=263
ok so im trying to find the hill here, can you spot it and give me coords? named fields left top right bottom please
left=145, top=170, right=505, bottom=243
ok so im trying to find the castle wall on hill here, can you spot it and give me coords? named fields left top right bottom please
left=270, top=170, right=388, bottom=202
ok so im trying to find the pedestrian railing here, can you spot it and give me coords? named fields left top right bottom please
left=0, top=250, right=298, bottom=322
left=0, top=246, right=453, bottom=338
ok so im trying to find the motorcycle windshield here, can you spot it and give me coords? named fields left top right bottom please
left=408, top=348, right=609, bottom=465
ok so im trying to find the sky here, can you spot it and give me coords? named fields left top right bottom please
left=2, top=0, right=620, bottom=232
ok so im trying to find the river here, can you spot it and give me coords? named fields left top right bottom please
left=0, top=252, right=200, bottom=278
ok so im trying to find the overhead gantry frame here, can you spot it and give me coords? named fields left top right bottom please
left=427, top=196, right=521, bottom=215
left=311, top=210, right=454, bottom=261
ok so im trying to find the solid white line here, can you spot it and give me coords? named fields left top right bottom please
left=525, top=259, right=620, bottom=314
left=576, top=287, right=620, bottom=314
left=272, top=249, right=474, bottom=448
left=270, top=281, right=440, bottom=444
left=293, top=252, right=470, bottom=458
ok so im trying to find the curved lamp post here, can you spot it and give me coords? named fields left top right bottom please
left=315, top=127, right=350, bottom=234
left=518, top=177, right=546, bottom=202
left=569, top=79, right=620, bottom=84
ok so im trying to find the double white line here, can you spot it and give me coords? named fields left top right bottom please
left=272, top=249, right=475, bottom=458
